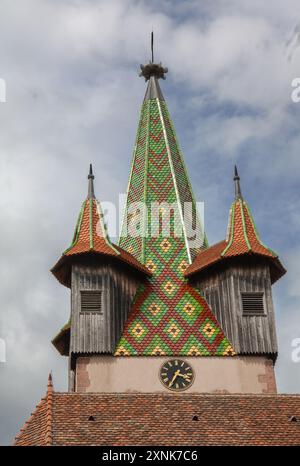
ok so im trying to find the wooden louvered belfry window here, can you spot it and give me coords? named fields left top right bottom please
left=241, top=292, right=265, bottom=316
left=80, top=290, right=102, bottom=314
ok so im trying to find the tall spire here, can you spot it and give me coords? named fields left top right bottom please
left=121, top=41, right=206, bottom=264
left=234, top=165, right=242, bottom=200
left=113, top=43, right=235, bottom=359
left=87, top=163, right=95, bottom=199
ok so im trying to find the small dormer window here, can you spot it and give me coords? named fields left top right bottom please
left=80, top=291, right=102, bottom=314
left=241, top=292, right=265, bottom=316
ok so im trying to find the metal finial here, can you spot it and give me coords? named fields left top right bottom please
left=47, top=372, right=53, bottom=391
left=139, top=33, right=168, bottom=81
left=151, top=31, right=154, bottom=63
left=233, top=165, right=243, bottom=200
left=88, top=164, right=95, bottom=199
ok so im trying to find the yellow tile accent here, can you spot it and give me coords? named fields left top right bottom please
left=146, top=259, right=157, bottom=272
left=178, top=260, right=188, bottom=274
left=131, top=322, right=145, bottom=338
left=187, top=345, right=202, bottom=356
left=114, top=346, right=130, bottom=356
left=148, top=303, right=161, bottom=316
left=160, top=238, right=171, bottom=252
left=163, top=281, right=176, bottom=295
left=202, top=322, right=216, bottom=337
left=183, top=302, right=195, bottom=316
left=167, top=322, right=181, bottom=339
left=150, top=346, right=166, bottom=356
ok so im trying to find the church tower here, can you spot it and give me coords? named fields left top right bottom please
left=51, top=49, right=285, bottom=394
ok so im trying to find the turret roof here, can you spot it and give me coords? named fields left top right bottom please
left=185, top=167, right=286, bottom=282
left=51, top=165, right=151, bottom=288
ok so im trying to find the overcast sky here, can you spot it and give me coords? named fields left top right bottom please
left=1, top=0, right=300, bottom=445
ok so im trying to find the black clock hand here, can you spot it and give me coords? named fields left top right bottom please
left=168, top=369, right=180, bottom=387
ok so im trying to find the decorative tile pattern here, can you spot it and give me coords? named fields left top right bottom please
left=119, top=97, right=206, bottom=263
left=163, top=318, right=184, bottom=342
left=115, top=92, right=235, bottom=357
left=128, top=320, right=148, bottom=343
left=199, top=319, right=220, bottom=343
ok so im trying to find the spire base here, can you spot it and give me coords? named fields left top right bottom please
left=139, top=63, right=168, bottom=81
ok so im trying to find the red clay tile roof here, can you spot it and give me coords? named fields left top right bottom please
left=14, top=391, right=300, bottom=446
left=14, top=374, right=53, bottom=446
left=51, top=321, right=70, bottom=356
left=185, top=199, right=286, bottom=283
left=222, top=199, right=276, bottom=258
left=51, top=197, right=151, bottom=288
left=185, top=240, right=227, bottom=276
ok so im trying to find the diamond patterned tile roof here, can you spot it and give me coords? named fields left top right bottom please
left=115, top=69, right=235, bottom=357
left=119, top=75, right=207, bottom=263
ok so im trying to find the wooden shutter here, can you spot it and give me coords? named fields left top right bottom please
left=80, top=291, right=102, bottom=314
left=241, top=292, right=265, bottom=316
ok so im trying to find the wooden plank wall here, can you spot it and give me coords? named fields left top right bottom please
left=195, top=265, right=278, bottom=354
left=70, top=264, right=140, bottom=354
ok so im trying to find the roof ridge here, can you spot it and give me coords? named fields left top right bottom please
left=45, top=373, right=54, bottom=446
left=240, top=200, right=251, bottom=251
left=51, top=392, right=300, bottom=398
left=156, top=97, right=192, bottom=264
left=95, top=199, right=119, bottom=255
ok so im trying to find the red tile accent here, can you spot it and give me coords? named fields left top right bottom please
left=51, top=198, right=151, bottom=288
left=185, top=200, right=285, bottom=282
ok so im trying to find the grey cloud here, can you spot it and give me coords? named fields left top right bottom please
left=0, top=0, right=299, bottom=445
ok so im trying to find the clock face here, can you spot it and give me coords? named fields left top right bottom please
left=159, top=359, right=195, bottom=391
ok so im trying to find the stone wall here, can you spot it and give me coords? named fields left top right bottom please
left=75, top=355, right=276, bottom=394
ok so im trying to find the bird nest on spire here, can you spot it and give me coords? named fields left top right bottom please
left=139, top=62, right=168, bottom=81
